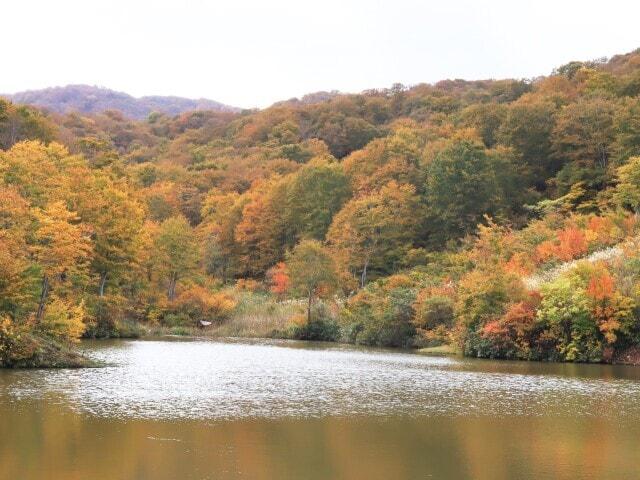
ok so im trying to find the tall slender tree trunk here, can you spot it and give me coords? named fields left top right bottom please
left=9, top=118, right=18, bottom=147
left=222, top=261, right=228, bottom=284
left=167, top=272, right=178, bottom=301
left=598, top=148, right=607, bottom=170
left=36, top=275, right=50, bottom=323
left=360, top=258, right=369, bottom=289
left=98, top=271, right=107, bottom=297
left=307, top=291, right=312, bottom=323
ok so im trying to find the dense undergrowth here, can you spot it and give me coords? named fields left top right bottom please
left=3, top=49, right=640, bottom=366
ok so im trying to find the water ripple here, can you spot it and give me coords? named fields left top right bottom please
left=4, top=339, right=640, bottom=420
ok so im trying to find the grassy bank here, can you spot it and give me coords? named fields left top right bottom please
left=141, top=292, right=305, bottom=339
left=418, top=344, right=460, bottom=356
left=210, top=293, right=303, bottom=337
left=1, top=333, right=100, bottom=368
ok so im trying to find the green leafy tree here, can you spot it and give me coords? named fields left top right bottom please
left=285, top=160, right=351, bottom=241
left=612, top=98, right=640, bottom=165
left=154, top=216, right=199, bottom=301
left=497, top=98, right=557, bottom=185
left=341, top=274, right=417, bottom=347
left=286, top=239, right=339, bottom=322
left=537, top=277, right=601, bottom=362
left=613, top=156, right=640, bottom=214
left=327, top=181, right=420, bottom=287
left=423, top=140, right=512, bottom=245
left=551, top=97, right=618, bottom=193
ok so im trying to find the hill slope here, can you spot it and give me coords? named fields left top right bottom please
left=2, top=85, right=240, bottom=119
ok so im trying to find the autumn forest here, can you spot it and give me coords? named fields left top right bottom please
left=3, top=49, right=640, bottom=366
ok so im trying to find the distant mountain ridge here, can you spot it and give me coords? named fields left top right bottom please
left=2, top=85, right=240, bottom=119
left=273, top=90, right=343, bottom=107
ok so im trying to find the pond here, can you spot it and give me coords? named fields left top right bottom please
left=1, top=338, right=639, bottom=479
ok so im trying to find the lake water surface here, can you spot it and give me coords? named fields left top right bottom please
left=1, top=338, right=640, bottom=479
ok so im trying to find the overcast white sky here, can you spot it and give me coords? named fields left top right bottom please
left=2, top=0, right=639, bottom=108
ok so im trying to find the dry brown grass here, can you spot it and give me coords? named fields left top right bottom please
left=145, top=292, right=305, bottom=339
left=212, top=292, right=304, bottom=337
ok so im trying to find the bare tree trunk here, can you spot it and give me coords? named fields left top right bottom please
left=36, top=275, right=49, bottom=323
left=307, top=291, right=312, bottom=323
left=98, top=271, right=107, bottom=297
left=598, top=146, right=607, bottom=170
left=167, top=273, right=178, bottom=301
left=360, top=258, right=369, bottom=289
left=9, top=118, right=19, bottom=147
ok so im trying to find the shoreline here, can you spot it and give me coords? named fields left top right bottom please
left=87, top=330, right=640, bottom=367
left=1, top=334, right=102, bottom=369
left=5, top=327, right=640, bottom=369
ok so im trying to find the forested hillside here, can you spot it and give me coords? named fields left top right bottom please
left=2, top=49, right=640, bottom=366
left=2, top=85, right=239, bottom=119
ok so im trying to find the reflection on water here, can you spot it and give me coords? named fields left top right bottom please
left=1, top=339, right=639, bottom=479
